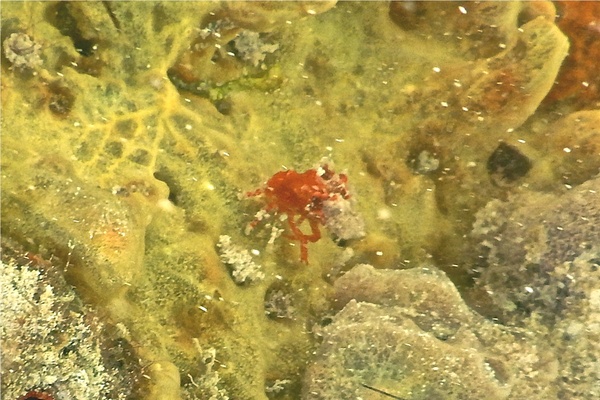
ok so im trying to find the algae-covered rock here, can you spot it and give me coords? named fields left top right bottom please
left=1, top=1, right=583, bottom=399
left=304, top=264, right=560, bottom=399
left=0, top=239, right=141, bottom=399
left=304, top=300, right=511, bottom=400
left=550, top=250, right=600, bottom=398
left=472, top=177, right=600, bottom=322
left=539, top=110, right=600, bottom=186
left=471, top=177, right=600, bottom=397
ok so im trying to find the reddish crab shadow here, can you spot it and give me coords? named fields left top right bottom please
left=246, top=164, right=350, bottom=263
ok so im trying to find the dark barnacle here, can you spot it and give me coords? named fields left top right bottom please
left=487, top=142, right=532, bottom=186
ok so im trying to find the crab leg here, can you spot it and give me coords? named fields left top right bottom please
left=285, top=214, right=322, bottom=263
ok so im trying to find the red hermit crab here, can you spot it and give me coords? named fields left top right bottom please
left=246, top=163, right=351, bottom=263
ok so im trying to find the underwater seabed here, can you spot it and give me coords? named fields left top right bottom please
left=1, top=1, right=599, bottom=399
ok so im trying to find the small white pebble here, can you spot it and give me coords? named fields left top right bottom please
left=458, top=6, right=467, bottom=14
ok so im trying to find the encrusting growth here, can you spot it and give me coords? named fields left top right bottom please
left=3, top=33, right=43, bottom=70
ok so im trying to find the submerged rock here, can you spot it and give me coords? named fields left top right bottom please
left=472, top=177, right=600, bottom=323
left=0, top=240, right=141, bottom=399
left=304, top=264, right=560, bottom=399
left=471, top=177, right=600, bottom=397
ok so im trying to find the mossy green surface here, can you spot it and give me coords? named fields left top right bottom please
left=2, top=1, right=597, bottom=399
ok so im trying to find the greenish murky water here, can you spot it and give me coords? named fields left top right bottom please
left=2, top=2, right=599, bottom=399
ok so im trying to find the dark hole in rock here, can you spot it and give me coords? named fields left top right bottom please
left=517, top=3, right=545, bottom=28
left=48, top=84, right=75, bottom=116
left=389, top=1, right=426, bottom=30
left=215, top=98, right=232, bottom=115
left=45, top=2, right=98, bottom=57
left=336, top=238, right=348, bottom=247
left=153, top=169, right=180, bottom=205
left=102, top=1, right=121, bottom=30
left=319, top=316, right=333, bottom=327
left=151, top=3, right=169, bottom=33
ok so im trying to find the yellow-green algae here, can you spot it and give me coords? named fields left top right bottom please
left=1, top=1, right=599, bottom=399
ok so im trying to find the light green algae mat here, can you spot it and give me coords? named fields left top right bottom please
left=2, top=2, right=599, bottom=399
